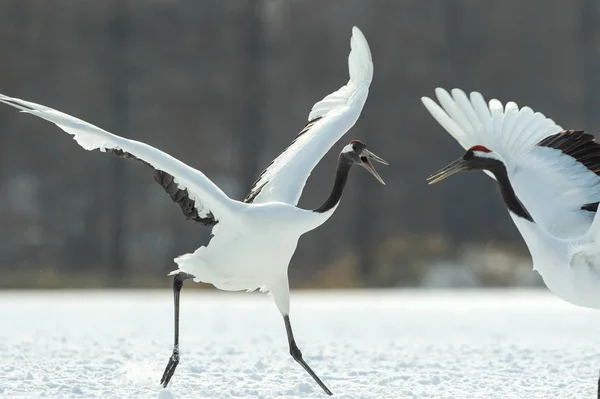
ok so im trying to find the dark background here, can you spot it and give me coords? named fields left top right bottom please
left=0, top=0, right=597, bottom=289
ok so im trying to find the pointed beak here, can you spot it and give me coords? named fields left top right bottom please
left=427, top=158, right=469, bottom=185
left=359, top=149, right=388, bottom=185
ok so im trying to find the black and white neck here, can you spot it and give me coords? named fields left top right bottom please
left=311, top=140, right=386, bottom=215
left=467, top=150, right=534, bottom=223
left=313, top=152, right=353, bottom=214
left=484, top=159, right=533, bottom=222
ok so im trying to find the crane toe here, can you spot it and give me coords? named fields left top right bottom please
left=160, top=349, right=180, bottom=388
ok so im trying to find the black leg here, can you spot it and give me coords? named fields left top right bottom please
left=597, top=371, right=599, bottom=399
left=160, top=272, right=194, bottom=388
left=283, top=315, right=332, bottom=396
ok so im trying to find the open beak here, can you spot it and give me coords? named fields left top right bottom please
left=359, top=150, right=388, bottom=185
left=427, top=158, right=468, bottom=185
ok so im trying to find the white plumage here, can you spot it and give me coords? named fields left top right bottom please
left=422, top=89, right=563, bottom=164
left=0, top=95, right=232, bottom=221
left=0, top=27, right=384, bottom=395
left=423, top=88, right=600, bottom=310
left=247, top=27, right=372, bottom=205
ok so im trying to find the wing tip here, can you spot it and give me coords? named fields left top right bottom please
left=348, top=26, right=373, bottom=86
left=307, top=27, right=372, bottom=121
left=0, top=93, right=34, bottom=113
left=434, top=87, right=450, bottom=99
left=420, top=96, right=437, bottom=109
left=431, top=87, right=488, bottom=104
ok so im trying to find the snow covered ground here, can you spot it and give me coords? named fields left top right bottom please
left=0, top=289, right=599, bottom=399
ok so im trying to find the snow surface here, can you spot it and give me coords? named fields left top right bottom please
left=0, top=289, right=599, bottom=399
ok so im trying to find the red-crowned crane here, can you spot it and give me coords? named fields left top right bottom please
left=423, top=88, right=600, bottom=398
left=0, top=27, right=386, bottom=395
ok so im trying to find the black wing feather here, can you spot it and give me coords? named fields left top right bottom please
left=538, top=130, right=600, bottom=213
left=538, top=130, right=600, bottom=174
left=109, top=149, right=217, bottom=226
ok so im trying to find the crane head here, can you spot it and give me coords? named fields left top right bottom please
left=342, top=140, right=388, bottom=185
left=427, top=144, right=502, bottom=184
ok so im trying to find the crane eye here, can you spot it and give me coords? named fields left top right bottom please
left=352, top=144, right=358, bottom=151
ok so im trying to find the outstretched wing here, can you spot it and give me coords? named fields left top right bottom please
left=422, top=88, right=600, bottom=239
left=244, top=26, right=373, bottom=205
left=0, top=94, right=239, bottom=227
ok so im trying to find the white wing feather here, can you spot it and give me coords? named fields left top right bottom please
left=0, top=93, right=239, bottom=223
left=422, top=88, right=600, bottom=239
left=246, top=26, right=373, bottom=205
left=422, top=88, right=563, bottom=162
left=510, top=148, right=600, bottom=238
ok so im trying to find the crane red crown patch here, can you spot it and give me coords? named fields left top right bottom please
left=469, top=145, right=492, bottom=153
left=350, top=139, right=363, bottom=144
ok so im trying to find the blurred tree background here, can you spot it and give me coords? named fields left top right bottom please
left=0, top=0, right=597, bottom=289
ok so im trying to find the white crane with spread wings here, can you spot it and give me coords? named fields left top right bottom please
left=0, top=27, right=387, bottom=396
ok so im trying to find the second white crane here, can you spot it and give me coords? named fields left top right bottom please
left=423, top=87, right=600, bottom=397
